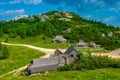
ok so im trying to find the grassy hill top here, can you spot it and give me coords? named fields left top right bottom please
left=0, top=11, right=120, bottom=50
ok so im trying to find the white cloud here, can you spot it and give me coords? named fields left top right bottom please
left=0, top=9, right=25, bottom=15
left=9, top=0, right=21, bottom=4
left=13, top=15, right=28, bottom=20
left=9, top=0, right=42, bottom=5
left=109, top=8, right=119, bottom=13
left=23, top=0, right=42, bottom=5
left=96, top=18, right=101, bottom=22
left=103, top=16, right=116, bottom=23
left=85, top=15, right=92, bottom=19
left=91, top=0, right=97, bottom=3
left=96, top=1, right=105, bottom=7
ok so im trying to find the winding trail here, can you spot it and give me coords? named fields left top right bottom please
left=0, top=42, right=57, bottom=78
left=1, top=42, right=56, bottom=58
left=2, top=42, right=120, bottom=59
left=93, top=49, right=120, bottom=59
left=0, top=42, right=120, bottom=78
left=0, top=66, right=27, bottom=78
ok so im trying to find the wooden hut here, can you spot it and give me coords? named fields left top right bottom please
left=64, top=46, right=78, bottom=57
left=102, top=33, right=105, bottom=37
left=27, top=46, right=78, bottom=75
left=52, top=35, right=66, bottom=43
left=89, top=42, right=97, bottom=48
left=27, top=56, right=65, bottom=75
left=89, top=42, right=101, bottom=48
left=76, top=40, right=87, bottom=48
left=51, top=48, right=63, bottom=57
left=64, top=46, right=78, bottom=63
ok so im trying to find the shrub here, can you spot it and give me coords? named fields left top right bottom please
left=58, top=51, right=120, bottom=71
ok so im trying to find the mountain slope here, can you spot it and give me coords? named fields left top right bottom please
left=0, top=11, right=120, bottom=50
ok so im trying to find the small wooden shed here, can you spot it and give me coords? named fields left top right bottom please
left=27, top=46, right=79, bottom=75
left=52, top=35, right=66, bottom=43
left=89, top=42, right=97, bottom=48
left=52, top=48, right=63, bottom=57
left=76, top=40, right=87, bottom=48
left=64, top=46, right=78, bottom=63
left=27, top=56, right=65, bottom=74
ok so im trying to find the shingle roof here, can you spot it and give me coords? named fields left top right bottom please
left=76, top=40, right=87, bottom=46
left=27, top=56, right=66, bottom=74
left=53, top=48, right=63, bottom=56
left=64, top=46, right=78, bottom=54
left=52, top=35, right=66, bottom=42
left=102, top=33, right=105, bottom=37
left=90, top=42, right=96, bottom=46
left=28, top=55, right=66, bottom=70
left=29, top=57, right=59, bottom=69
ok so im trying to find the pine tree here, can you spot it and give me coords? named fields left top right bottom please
left=0, top=42, right=2, bottom=50
left=0, top=42, right=2, bottom=57
left=2, top=46, right=9, bottom=59
left=0, top=28, right=3, bottom=37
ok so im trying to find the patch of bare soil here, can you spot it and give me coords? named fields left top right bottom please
left=93, top=48, right=120, bottom=59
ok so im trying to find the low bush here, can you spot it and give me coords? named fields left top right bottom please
left=58, top=52, right=120, bottom=71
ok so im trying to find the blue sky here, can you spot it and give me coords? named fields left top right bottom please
left=0, top=0, right=120, bottom=27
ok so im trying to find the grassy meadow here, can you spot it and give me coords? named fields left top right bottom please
left=1, top=68, right=120, bottom=80
left=0, top=35, right=71, bottom=49
left=0, top=35, right=118, bottom=80
left=0, top=46, right=44, bottom=76
left=0, top=35, right=106, bottom=53
left=0, top=11, right=120, bottom=80
left=0, top=36, right=119, bottom=80
left=77, top=48, right=106, bottom=53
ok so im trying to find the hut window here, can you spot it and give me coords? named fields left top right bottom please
left=30, top=60, right=33, bottom=64
left=70, top=54, right=74, bottom=57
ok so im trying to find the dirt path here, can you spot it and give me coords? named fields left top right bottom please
left=1, top=42, right=120, bottom=59
left=0, top=42, right=57, bottom=78
left=104, top=48, right=120, bottom=58
left=0, top=42, right=66, bottom=77
left=0, top=42, right=120, bottom=78
left=93, top=49, right=120, bottom=59
left=0, top=66, right=27, bottom=78
left=1, top=42, right=56, bottom=58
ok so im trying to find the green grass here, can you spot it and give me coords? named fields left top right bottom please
left=1, top=68, right=120, bottom=80
left=0, top=35, right=72, bottom=49
left=0, top=36, right=119, bottom=80
left=77, top=48, right=107, bottom=53
left=0, top=46, right=44, bottom=76
left=0, top=35, right=107, bottom=53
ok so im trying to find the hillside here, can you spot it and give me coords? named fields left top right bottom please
left=0, top=11, right=120, bottom=50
